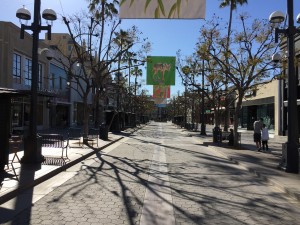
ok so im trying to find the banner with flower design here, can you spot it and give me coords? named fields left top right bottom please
left=146, top=56, right=175, bottom=85
left=120, top=0, right=206, bottom=19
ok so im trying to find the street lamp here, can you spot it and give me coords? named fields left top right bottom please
left=269, top=0, right=300, bottom=173
left=16, top=2, right=56, bottom=163
left=200, top=59, right=207, bottom=135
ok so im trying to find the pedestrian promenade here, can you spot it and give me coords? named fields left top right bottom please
left=1, top=122, right=300, bottom=208
left=0, top=127, right=139, bottom=205
left=184, top=124, right=300, bottom=202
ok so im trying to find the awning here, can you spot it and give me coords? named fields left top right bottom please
left=242, top=97, right=274, bottom=107
left=0, top=88, right=24, bottom=96
left=0, top=87, right=58, bottom=97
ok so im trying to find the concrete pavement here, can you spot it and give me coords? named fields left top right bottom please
left=1, top=122, right=300, bottom=211
left=183, top=124, right=300, bottom=202
left=0, top=127, right=140, bottom=205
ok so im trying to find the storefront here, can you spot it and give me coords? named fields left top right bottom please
left=238, top=80, right=278, bottom=134
left=239, top=98, right=275, bottom=130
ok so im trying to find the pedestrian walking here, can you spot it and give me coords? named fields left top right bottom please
left=261, top=123, right=269, bottom=151
left=253, top=118, right=263, bottom=151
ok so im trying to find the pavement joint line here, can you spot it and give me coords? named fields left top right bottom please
left=140, top=125, right=175, bottom=225
left=209, top=144, right=300, bottom=203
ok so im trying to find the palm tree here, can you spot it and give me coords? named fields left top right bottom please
left=219, top=0, right=248, bottom=131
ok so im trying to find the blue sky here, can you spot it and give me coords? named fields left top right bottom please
left=1, top=0, right=294, bottom=97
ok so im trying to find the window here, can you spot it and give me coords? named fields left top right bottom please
left=49, top=63, right=67, bottom=90
left=13, top=53, right=21, bottom=84
left=49, top=73, right=55, bottom=89
left=24, top=58, right=32, bottom=86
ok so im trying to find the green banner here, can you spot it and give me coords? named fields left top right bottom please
left=146, top=56, right=175, bottom=85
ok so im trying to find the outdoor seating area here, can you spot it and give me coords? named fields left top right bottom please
left=212, top=127, right=241, bottom=146
left=67, top=127, right=83, bottom=147
left=39, top=134, right=69, bottom=164
left=86, top=128, right=99, bottom=147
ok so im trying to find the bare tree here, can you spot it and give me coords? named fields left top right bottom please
left=58, top=2, right=149, bottom=143
left=196, top=15, right=278, bottom=146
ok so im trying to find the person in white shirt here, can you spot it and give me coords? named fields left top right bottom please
left=261, top=124, right=269, bottom=151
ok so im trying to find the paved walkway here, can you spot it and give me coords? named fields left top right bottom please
left=0, top=127, right=139, bottom=205
left=183, top=124, right=300, bottom=201
left=1, top=122, right=300, bottom=207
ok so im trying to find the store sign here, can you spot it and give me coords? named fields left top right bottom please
left=245, top=90, right=256, bottom=97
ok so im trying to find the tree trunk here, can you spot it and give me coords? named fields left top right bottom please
left=233, top=96, right=243, bottom=147
left=82, top=95, right=90, bottom=145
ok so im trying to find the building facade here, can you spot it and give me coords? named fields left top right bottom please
left=238, top=33, right=300, bottom=137
left=0, top=21, right=54, bottom=133
left=239, top=80, right=278, bottom=134
left=0, top=22, right=97, bottom=133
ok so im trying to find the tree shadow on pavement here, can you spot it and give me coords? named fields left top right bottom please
left=8, top=123, right=297, bottom=225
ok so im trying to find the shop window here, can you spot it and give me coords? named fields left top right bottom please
left=11, top=104, right=23, bottom=127
left=24, top=58, right=32, bottom=86
left=13, top=53, right=21, bottom=84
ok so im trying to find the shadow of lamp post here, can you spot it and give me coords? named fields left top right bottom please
left=269, top=0, right=300, bottom=173
left=16, top=3, right=56, bottom=163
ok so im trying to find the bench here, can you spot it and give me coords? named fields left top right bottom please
left=221, top=131, right=241, bottom=146
left=9, top=135, right=22, bottom=165
left=84, top=128, right=99, bottom=147
left=67, top=127, right=83, bottom=147
left=222, top=131, right=231, bottom=141
left=39, top=134, right=68, bottom=162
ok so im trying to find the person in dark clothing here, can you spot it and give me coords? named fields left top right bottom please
left=253, top=118, right=263, bottom=151
left=228, top=129, right=234, bottom=146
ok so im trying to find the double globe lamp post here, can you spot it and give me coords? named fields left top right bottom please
left=16, top=1, right=56, bottom=163
left=269, top=0, right=300, bottom=173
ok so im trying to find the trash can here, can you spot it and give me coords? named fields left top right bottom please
left=22, top=134, right=44, bottom=163
left=213, top=127, right=222, bottom=143
left=99, top=123, right=108, bottom=140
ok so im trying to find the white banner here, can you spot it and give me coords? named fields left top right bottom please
left=120, top=0, right=206, bottom=19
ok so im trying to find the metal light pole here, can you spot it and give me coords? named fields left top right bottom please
left=115, top=72, right=121, bottom=133
left=200, top=59, right=206, bottom=135
left=191, top=74, right=195, bottom=130
left=128, top=56, right=132, bottom=127
left=270, top=0, right=300, bottom=173
left=16, top=1, right=56, bottom=163
left=180, top=66, right=190, bottom=129
left=184, top=81, right=187, bottom=128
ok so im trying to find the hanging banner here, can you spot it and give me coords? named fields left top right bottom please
left=120, top=0, right=206, bottom=19
left=147, top=56, right=175, bottom=85
left=154, top=98, right=168, bottom=105
left=153, top=85, right=170, bottom=99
